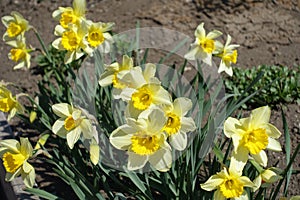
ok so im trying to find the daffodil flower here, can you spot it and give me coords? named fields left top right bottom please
left=201, top=163, right=255, bottom=200
left=52, top=22, right=92, bottom=64
left=52, top=103, right=93, bottom=149
left=52, top=0, right=86, bottom=29
left=224, top=106, right=282, bottom=168
left=161, top=97, right=196, bottom=151
left=253, top=167, right=282, bottom=192
left=0, top=85, right=23, bottom=121
left=119, top=64, right=172, bottom=118
left=2, top=11, right=31, bottom=42
left=86, top=20, right=114, bottom=53
left=0, top=138, right=35, bottom=188
left=8, top=38, right=31, bottom=69
left=215, top=35, right=239, bottom=76
left=110, top=108, right=172, bottom=171
left=184, top=22, right=222, bottom=66
left=99, top=55, right=134, bottom=99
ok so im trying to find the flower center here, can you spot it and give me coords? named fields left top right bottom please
left=61, top=30, right=81, bottom=51
left=0, top=97, right=15, bottom=112
left=88, top=29, right=104, bottom=47
left=7, top=22, right=23, bottom=37
left=2, top=152, right=25, bottom=174
left=131, top=86, right=153, bottom=110
left=200, top=38, right=215, bottom=53
left=223, top=50, right=238, bottom=64
left=220, top=177, right=244, bottom=198
left=163, top=113, right=181, bottom=135
left=60, top=11, right=77, bottom=28
left=242, top=128, right=269, bottom=155
left=10, top=48, right=26, bottom=62
left=64, top=116, right=77, bottom=131
left=131, top=133, right=161, bottom=155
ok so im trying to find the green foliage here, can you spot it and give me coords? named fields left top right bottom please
left=224, top=65, right=300, bottom=108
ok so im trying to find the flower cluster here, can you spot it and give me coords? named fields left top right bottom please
left=184, top=23, right=239, bottom=76
left=99, top=55, right=197, bottom=171
left=1, top=12, right=32, bottom=69
left=52, top=0, right=114, bottom=64
left=201, top=106, right=283, bottom=199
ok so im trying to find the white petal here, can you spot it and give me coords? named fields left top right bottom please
left=52, top=118, right=67, bottom=138
left=98, top=71, right=114, bottom=87
left=143, top=63, right=156, bottom=82
left=200, top=174, right=224, bottom=191
left=110, top=125, right=135, bottom=150
left=148, top=145, right=172, bottom=172
left=173, top=97, right=192, bottom=116
left=80, top=119, right=93, bottom=139
left=180, top=117, right=196, bottom=133
left=184, top=46, right=200, bottom=60
left=127, top=151, right=148, bottom=171
left=170, top=132, right=187, bottom=151
left=22, top=165, right=35, bottom=188
left=267, top=123, right=282, bottom=139
left=146, top=108, right=166, bottom=134
left=206, top=30, right=223, bottom=39
left=52, top=103, right=72, bottom=117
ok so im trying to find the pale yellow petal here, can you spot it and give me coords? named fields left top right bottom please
left=213, top=190, right=226, bottom=200
left=66, top=127, right=81, bottom=149
left=52, top=118, right=68, bottom=138
left=261, top=169, right=281, bottom=183
left=90, top=140, right=100, bottom=165
left=252, top=150, right=268, bottom=167
left=110, top=125, right=135, bottom=150
left=21, top=164, right=35, bottom=188
left=0, top=139, right=20, bottom=153
left=180, top=117, right=196, bottom=133
left=173, top=97, right=192, bottom=116
left=252, top=175, right=262, bottom=192
left=143, top=63, right=156, bottom=83
left=200, top=174, right=224, bottom=191
left=267, top=138, right=282, bottom=152
left=267, top=123, right=282, bottom=139
left=20, top=137, right=33, bottom=157
left=223, top=117, right=242, bottom=138
left=250, top=106, right=271, bottom=128
left=169, top=132, right=187, bottom=151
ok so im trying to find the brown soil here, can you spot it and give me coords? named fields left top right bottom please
left=0, top=0, right=300, bottom=199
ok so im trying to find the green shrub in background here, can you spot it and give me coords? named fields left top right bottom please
left=224, top=65, right=300, bottom=108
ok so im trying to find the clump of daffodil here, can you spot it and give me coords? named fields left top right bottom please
left=0, top=138, right=35, bottom=188
left=224, top=106, right=282, bottom=168
left=215, top=34, right=239, bottom=76
left=7, top=38, right=32, bottom=69
left=184, top=22, right=222, bottom=66
left=1, top=11, right=31, bottom=42
left=52, top=0, right=86, bottom=29
left=99, top=54, right=134, bottom=98
left=0, top=85, right=24, bottom=121
left=161, top=97, right=196, bottom=151
left=52, top=103, right=93, bottom=149
left=201, top=162, right=255, bottom=200
left=110, top=107, right=172, bottom=171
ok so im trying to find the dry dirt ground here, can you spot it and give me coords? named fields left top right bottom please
left=0, top=0, right=300, bottom=198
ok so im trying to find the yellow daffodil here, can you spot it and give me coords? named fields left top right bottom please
left=253, top=167, right=282, bottom=192
left=2, top=11, right=31, bottom=42
left=215, top=35, right=239, bottom=76
left=224, top=106, right=282, bottom=168
left=161, top=97, right=196, bottom=151
left=52, top=0, right=86, bottom=29
left=0, top=85, right=23, bottom=121
left=184, top=22, right=222, bottom=66
left=110, top=108, right=172, bottom=171
left=201, top=163, right=255, bottom=200
left=86, top=20, right=114, bottom=52
left=118, top=64, right=172, bottom=118
left=8, top=38, right=31, bottom=69
left=52, top=23, right=92, bottom=64
left=52, top=103, right=93, bottom=149
left=99, top=55, right=134, bottom=98
left=0, top=138, right=35, bottom=188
